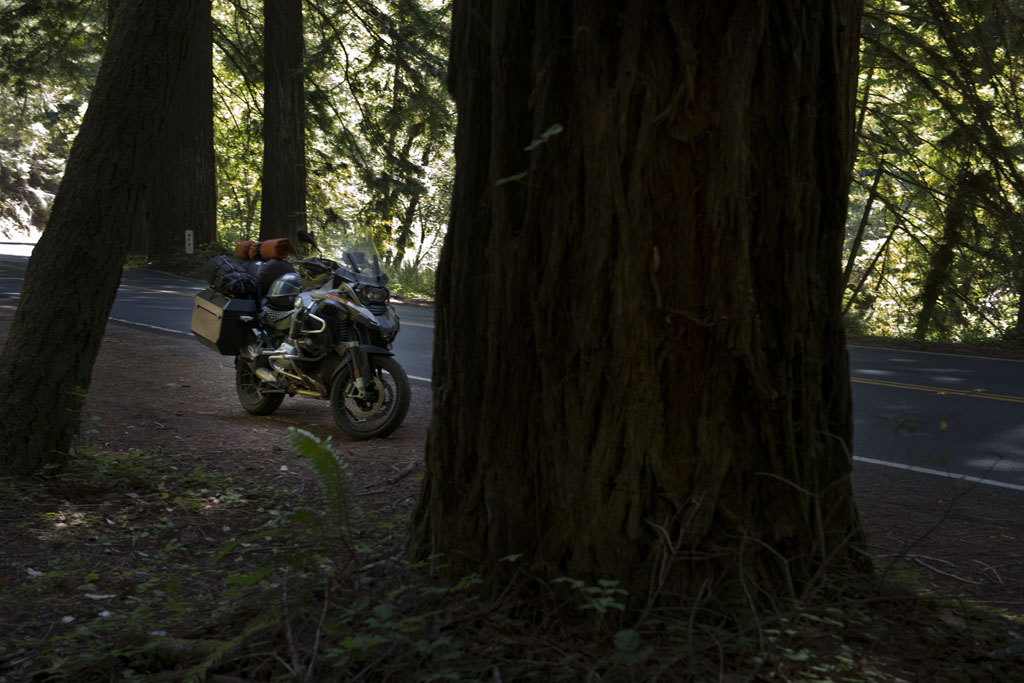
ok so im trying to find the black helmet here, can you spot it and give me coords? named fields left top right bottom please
left=266, top=272, right=302, bottom=310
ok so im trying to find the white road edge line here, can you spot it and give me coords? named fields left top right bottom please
left=408, top=375, right=432, bottom=383
left=853, top=455, right=1024, bottom=492
left=109, top=317, right=190, bottom=336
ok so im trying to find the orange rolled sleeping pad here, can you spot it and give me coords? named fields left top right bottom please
left=234, top=238, right=297, bottom=261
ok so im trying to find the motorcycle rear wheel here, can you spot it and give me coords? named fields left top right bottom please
left=236, top=358, right=285, bottom=415
left=330, top=355, right=410, bottom=439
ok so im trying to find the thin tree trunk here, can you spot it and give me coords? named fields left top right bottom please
left=843, top=164, right=884, bottom=290
left=844, top=218, right=898, bottom=316
left=1015, top=264, right=1024, bottom=336
left=854, top=59, right=875, bottom=143
left=411, top=1, right=867, bottom=605
left=392, top=192, right=422, bottom=270
left=0, top=0, right=203, bottom=475
left=393, top=147, right=432, bottom=270
left=914, top=173, right=973, bottom=340
left=260, top=0, right=305, bottom=242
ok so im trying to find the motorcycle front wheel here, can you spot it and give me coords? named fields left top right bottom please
left=235, top=358, right=285, bottom=416
left=330, top=355, right=410, bottom=439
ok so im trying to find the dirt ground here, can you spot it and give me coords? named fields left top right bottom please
left=2, top=295, right=1023, bottom=615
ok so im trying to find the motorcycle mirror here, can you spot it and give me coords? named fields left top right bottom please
left=296, top=228, right=319, bottom=250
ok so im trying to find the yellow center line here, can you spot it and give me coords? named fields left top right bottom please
left=851, top=376, right=1024, bottom=404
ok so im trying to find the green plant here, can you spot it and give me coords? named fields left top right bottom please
left=285, top=427, right=351, bottom=533
left=553, top=577, right=628, bottom=626
left=386, top=263, right=436, bottom=299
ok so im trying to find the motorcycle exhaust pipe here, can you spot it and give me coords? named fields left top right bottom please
left=255, top=367, right=278, bottom=383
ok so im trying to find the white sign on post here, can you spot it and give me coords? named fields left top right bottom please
left=185, top=230, right=194, bottom=254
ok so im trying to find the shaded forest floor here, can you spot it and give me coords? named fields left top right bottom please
left=1, top=296, right=1023, bottom=681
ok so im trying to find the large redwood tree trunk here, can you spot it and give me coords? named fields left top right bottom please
left=0, top=1, right=204, bottom=475
left=130, top=0, right=216, bottom=260
left=411, top=0, right=868, bottom=604
left=259, top=0, right=305, bottom=243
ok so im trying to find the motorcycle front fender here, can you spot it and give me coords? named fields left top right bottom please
left=358, top=344, right=394, bottom=356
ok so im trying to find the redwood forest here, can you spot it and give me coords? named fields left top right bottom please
left=0, top=1, right=1022, bottom=680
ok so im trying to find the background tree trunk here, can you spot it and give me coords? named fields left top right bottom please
left=0, top=0, right=203, bottom=475
left=130, top=0, right=216, bottom=260
left=259, top=0, right=305, bottom=243
left=411, top=0, right=868, bottom=605
left=914, top=172, right=974, bottom=340
left=1015, top=266, right=1024, bottom=336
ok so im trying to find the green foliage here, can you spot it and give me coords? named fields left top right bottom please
left=847, top=0, right=1024, bottom=341
left=303, top=0, right=453, bottom=272
left=0, top=1, right=103, bottom=237
left=179, top=611, right=280, bottom=683
left=284, top=427, right=351, bottom=533
left=211, top=0, right=264, bottom=245
left=524, top=122, right=564, bottom=151
left=387, top=261, right=436, bottom=298
left=0, top=0, right=448, bottom=288
left=208, top=0, right=452, bottom=279
left=553, top=576, right=628, bottom=624
left=4, top=437, right=1023, bottom=682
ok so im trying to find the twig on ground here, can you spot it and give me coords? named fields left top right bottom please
left=903, top=554, right=957, bottom=569
left=0, top=648, right=25, bottom=667
left=973, top=559, right=1004, bottom=584
left=912, top=557, right=985, bottom=585
left=357, top=556, right=399, bottom=573
left=357, top=462, right=417, bottom=496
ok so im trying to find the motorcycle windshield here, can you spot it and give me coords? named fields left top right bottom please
left=335, top=241, right=387, bottom=286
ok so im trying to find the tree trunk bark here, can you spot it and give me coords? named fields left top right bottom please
left=914, top=173, right=972, bottom=340
left=259, top=0, right=305, bottom=243
left=0, top=0, right=204, bottom=475
left=130, top=0, right=216, bottom=259
left=392, top=146, right=431, bottom=270
left=411, top=0, right=868, bottom=606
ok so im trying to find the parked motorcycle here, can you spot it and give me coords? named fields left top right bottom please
left=191, top=231, right=410, bottom=439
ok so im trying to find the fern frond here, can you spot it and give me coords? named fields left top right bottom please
left=286, top=427, right=351, bottom=532
left=183, top=611, right=279, bottom=683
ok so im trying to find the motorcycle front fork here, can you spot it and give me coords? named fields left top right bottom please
left=338, top=341, right=375, bottom=399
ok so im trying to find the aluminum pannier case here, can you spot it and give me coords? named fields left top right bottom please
left=191, top=288, right=258, bottom=355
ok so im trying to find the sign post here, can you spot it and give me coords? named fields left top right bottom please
left=185, top=230, right=194, bottom=254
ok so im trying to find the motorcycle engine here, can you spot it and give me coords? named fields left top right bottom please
left=260, top=305, right=294, bottom=333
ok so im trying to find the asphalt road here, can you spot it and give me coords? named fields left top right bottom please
left=850, top=346, right=1024, bottom=489
left=2, top=250, right=1022, bottom=489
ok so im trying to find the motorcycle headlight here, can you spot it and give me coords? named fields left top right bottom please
left=359, top=286, right=388, bottom=305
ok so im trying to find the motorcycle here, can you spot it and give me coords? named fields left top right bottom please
left=191, top=230, right=410, bottom=439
